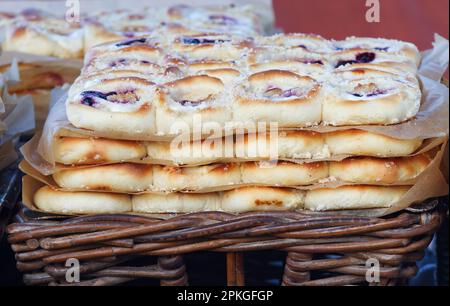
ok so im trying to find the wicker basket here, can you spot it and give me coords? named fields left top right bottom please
left=5, top=198, right=446, bottom=286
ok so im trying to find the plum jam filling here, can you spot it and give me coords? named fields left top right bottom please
left=349, top=83, right=388, bottom=98
left=109, top=58, right=128, bottom=67
left=80, top=90, right=138, bottom=106
left=115, top=37, right=146, bottom=47
left=335, top=52, right=376, bottom=68
left=264, top=86, right=307, bottom=99
left=175, top=94, right=214, bottom=107
left=182, top=37, right=228, bottom=45
left=375, top=47, right=389, bottom=51
left=355, top=52, right=376, bottom=63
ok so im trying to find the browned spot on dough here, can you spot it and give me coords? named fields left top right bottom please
left=255, top=199, right=283, bottom=206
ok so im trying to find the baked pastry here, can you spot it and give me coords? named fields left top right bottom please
left=148, top=131, right=328, bottom=164
left=166, top=3, right=269, bottom=36
left=133, top=192, right=220, bottom=213
left=152, top=163, right=241, bottom=191
left=155, top=75, right=232, bottom=135
left=34, top=185, right=131, bottom=214
left=2, top=9, right=84, bottom=58
left=83, top=42, right=164, bottom=75
left=52, top=136, right=146, bottom=165
left=235, top=131, right=329, bottom=160
left=325, top=129, right=422, bottom=157
left=146, top=136, right=234, bottom=166
left=49, top=129, right=425, bottom=166
left=249, top=60, right=326, bottom=81
left=233, top=70, right=323, bottom=128
left=68, top=31, right=421, bottom=134
left=172, top=33, right=252, bottom=62
left=66, top=77, right=158, bottom=137
left=329, top=153, right=431, bottom=184
left=241, top=161, right=328, bottom=186
left=256, top=33, right=333, bottom=54
left=304, top=185, right=410, bottom=211
left=83, top=4, right=268, bottom=52
left=83, top=9, right=163, bottom=51
left=331, top=37, right=421, bottom=69
left=53, top=163, right=153, bottom=193
left=221, top=187, right=304, bottom=212
left=323, top=68, right=421, bottom=125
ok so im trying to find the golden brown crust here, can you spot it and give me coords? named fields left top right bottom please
left=329, top=153, right=431, bottom=184
left=34, top=186, right=132, bottom=214
left=53, top=136, right=146, bottom=165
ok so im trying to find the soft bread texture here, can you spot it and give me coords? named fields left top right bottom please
left=234, top=70, right=322, bottom=128
left=132, top=192, right=221, bottom=213
left=329, top=154, right=431, bottom=184
left=221, top=187, right=305, bottom=213
left=155, top=75, right=232, bottom=135
left=152, top=163, right=241, bottom=191
left=34, top=186, right=131, bottom=214
left=304, top=185, right=410, bottom=211
left=146, top=137, right=235, bottom=165
left=53, top=163, right=153, bottom=193
left=325, top=130, right=422, bottom=157
left=241, top=161, right=328, bottom=186
left=66, top=77, right=157, bottom=137
left=235, top=131, right=329, bottom=160
left=53, top=137, right=146, bottom=165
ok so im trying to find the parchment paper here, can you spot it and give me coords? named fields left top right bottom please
left=0, top=64, right=35, bottom=169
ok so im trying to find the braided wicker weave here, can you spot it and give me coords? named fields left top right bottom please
left=5, top=199, right=446, bottom=286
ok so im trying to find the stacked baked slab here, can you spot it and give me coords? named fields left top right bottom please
left=22, top=28, right=446, bottom=216
left=1, top=5, right=272, bottom=58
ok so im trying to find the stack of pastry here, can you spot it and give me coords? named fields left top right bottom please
left=27, top=29, right=440, bottom=215
left=30, top=31, right=436, bottom=214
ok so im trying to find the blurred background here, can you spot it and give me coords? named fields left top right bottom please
left=273, top=0, right=449, bottom=50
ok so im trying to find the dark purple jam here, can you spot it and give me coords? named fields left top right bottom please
left=335, top=52, right=376, bottom=68
left=351, top=89, right=387, bottom=98
left=178, top=100, right=202, bottom=106
left=298, top=44, right=308, bottom=50
left=109, top=58, right=128, bottom=67
left=335, top=60, right=358, bottom=68
left=282, top=89, right=299, bottom=98
left=80, top=91, right=117, bottom=106
left=367, top=89, right=387, bottom=97
left=115, top=37, right=146, bottom=47
left=355, top=52, right=376, bottom=63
